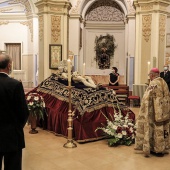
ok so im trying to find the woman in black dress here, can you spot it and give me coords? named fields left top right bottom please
left=109, top=67, right=120, bottom=86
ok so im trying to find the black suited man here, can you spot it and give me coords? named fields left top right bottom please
left=0, top=53, right=29, bottom=170
left=160, top=64, right=170, bottom=91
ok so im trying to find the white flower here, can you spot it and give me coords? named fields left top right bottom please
left=114, top=117, right=120, bottom=121
left=112, top=125, right=117, bottom=130
left=29, top=102, right=33, bottom=106
left=34, top=96, right=39, bottom=101
left=108, top=121, right=113, bottom=127
left=122, top=131, right=127, bottom=135
left=125, top=116, right=128, bottom=120
left=43, top=102, right=45, bottom=107
left=128, top=123, right=134, bottom=126
left=129, top=127, right=133, bottom=133
left=27, top=96, right=31, bottom=100
left=117, top=133, right=123, bottom=138
left=123, top=125, right=128, bottom=128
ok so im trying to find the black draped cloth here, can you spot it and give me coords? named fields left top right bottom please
left=26, top=74, right=135, bottom=142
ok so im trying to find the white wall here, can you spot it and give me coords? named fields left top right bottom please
left=84, top=29, right=125, bottom=77
left=0, top=22, right=34, bottom=84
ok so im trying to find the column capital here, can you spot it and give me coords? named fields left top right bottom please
left=35, top=0, right=72, bottom=15
left=134, top=0, right=170, bottom=14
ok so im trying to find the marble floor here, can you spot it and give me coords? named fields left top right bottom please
left=10, top=108, right=170, bottom=170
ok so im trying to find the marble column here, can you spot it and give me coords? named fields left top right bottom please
left=134, top=0, right=170, bottom=84
left=35, top=0, right=72, bottom=83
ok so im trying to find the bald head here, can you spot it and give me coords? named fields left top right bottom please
left=0, top=53, right=12, bottom=74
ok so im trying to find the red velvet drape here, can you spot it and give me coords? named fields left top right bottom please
left=26, top=88, right=135, bottom=143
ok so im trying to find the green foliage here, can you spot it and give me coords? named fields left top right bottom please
left=94, top=34, right=117, bottom=61
left=107, top=137, right=135, bottom=147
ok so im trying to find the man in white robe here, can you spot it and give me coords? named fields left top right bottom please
left=135, top=68, right=170, bottom=157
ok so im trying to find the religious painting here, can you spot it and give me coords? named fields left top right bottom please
left=49, top=44, right=62, bottom=69
left=166, top=33, right=170, bottom=47
left=94, top=34, right=117, bottom=69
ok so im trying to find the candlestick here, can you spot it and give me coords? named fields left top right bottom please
left=83, top=63, right=85, bottom=76
left=63, top=86, right=77, bottom=148
left=67, top=59, right=71, bottom=86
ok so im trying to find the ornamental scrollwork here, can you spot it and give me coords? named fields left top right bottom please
left=0, top=21, right=9, bottom=25
left=159, top=14, right=166, bottom=42
left=9, top=0, right=32, bottom=14
left=51, top=15, right=61, bottom=42
left=126, top=0, right=135, bottom=14
left=142, top=15, right=152, bottom=42
left=20, top=20, right=33, bottom=42
left=39, top=16, right=44, bottom=41
left=85, top=0, right=124, bottom=22
left=70, top=0, right=81, bottom=14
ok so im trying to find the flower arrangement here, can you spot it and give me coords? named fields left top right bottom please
left=95, top=106, right=135, bottom=146
left=26, top=92, right=45, bottom=119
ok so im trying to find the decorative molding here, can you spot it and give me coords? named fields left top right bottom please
left=165, top=52, right=170, bottom=64
left=126, top=0, right=135, bottom=14
left=160, top=6, right=166, bottom=11
left=142, top=15, right=152, bottom=42
left=39, top=16, right=44, bottom=41
left=50, top=7, right=63, bottom=12
left=166, top=52, right=170, bottom=57
left=0, top=8, right=13, bottom=13
left=159, top=14, right=166, bottom=42
left=85, top=21, right=125, bottom=29
left=141, top=5, right=153, bottom=11
left=70, top=0, right=81, bottom=14
left=0, top=21, right=9, bottom=25
left=20, top=20, right=33, bottom=42
left=85, top=0, right=124, bottom=22
left=8, top=0, right=32, bottom=14
left=51, top=15, right=61, bottom=42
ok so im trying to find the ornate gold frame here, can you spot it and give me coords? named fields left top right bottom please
left=49, top=44, right=62, bottom=69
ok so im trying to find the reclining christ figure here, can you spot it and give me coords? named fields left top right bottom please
left=72, top=71, right=97, bottom=88
left=57, top=67, right=100, bottom=89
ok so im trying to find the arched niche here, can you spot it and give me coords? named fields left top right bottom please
left=81, top=0, right=128, bottom=18
left=78, top=0, right=127, bottom=80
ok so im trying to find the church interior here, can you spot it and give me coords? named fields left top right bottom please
left=1, top=0, right=170, bottom=169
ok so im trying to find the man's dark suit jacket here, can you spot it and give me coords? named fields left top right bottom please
left=0, top=73, right=29, bottom=152
left=160, top=71, right=170, bottom=91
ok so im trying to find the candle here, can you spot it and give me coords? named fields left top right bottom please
left=67, top=59, right=71, bottom=86
left=83, top=63, right=85, bottom=76
left=147, top=61, right=150, bottom=73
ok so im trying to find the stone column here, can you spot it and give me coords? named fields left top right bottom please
left=69, top=13, right=82, bottom=72
left=134, top=0, right=170, bottom=84
left=35, top=0, right=72, bottom=83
